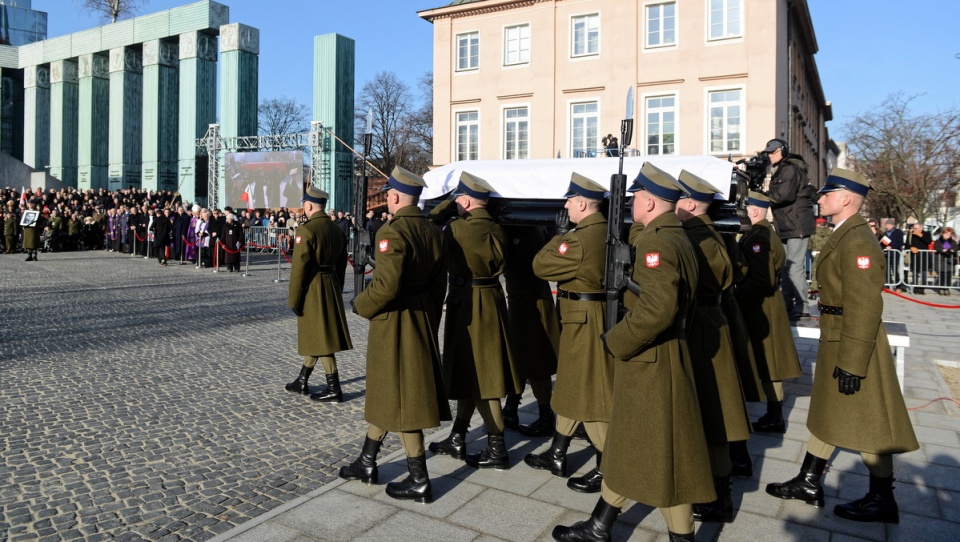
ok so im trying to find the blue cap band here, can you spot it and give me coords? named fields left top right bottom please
left=302, top=193, right=326, bottom=205
left=564, top=183, right=607, bottom=200
left=746, top=196, right=770, bottom=209
left=628, top=172, right=682, bottom=202
left=677, top=180, right=715, bottom=203
left=384, top=176, right=423, bottom=197
left=818, top=175, right=870, bottom=197
left=452, top=181, right=489, bottom=200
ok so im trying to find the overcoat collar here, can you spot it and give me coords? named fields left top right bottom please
left=817, top=213, right=867, bottom=267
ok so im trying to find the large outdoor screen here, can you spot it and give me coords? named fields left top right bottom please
left=224, top=150, right=304, bottom=210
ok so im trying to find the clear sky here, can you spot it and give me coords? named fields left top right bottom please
left=37, top=0, right=960, bottom=138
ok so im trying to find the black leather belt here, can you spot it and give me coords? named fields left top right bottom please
left=818, top=303, right=843, bottom=315
left=315, top=265, right=335, bottom=273
left=449, top=276, right=500, bottom=287
left=557, top=289, right=605, bottom=302
left=696, top=294, right=722, bottom=306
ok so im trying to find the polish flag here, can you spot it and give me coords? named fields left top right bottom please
left=240, top=185, right=254, bottom=210
left=19, top=187, right=27, bottom=206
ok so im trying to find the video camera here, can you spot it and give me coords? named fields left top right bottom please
left=736, top=152, right=770, bottom=192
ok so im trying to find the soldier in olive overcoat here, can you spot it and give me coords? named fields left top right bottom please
left=524, top=174, right=614, bottom=494
left=428, top=172, right=521, bottom=471
left=284, top=186, right=352, bottom=403
left=339, top=167, right=450, bottom=505
left=501, top=225, right=560, bottom=435
left=767, top=169, right=918, bottom=524
left=22, top=205, right=43, bottom=261
left=4, top=208, right=18, bottom=253
left=553, top=163, right=714, bottom=542
left=735, top=192, right=802, bottom=434
left=677, top=171, right=752, bottom=523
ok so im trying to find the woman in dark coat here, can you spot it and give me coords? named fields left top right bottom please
left=221, top=213, right=245, bottom=272
left=934, top=227, right=957, bottom=294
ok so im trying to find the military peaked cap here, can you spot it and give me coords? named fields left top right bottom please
left=746, top=190, right=772, bottom=209
left=302, top=185, right=330, bottom=205
left=678, top=170, right=722, bottom=203
left=382, top=166, right=426, bottom=198
left=818, top=168, right=871, bottom=197
left=564, top=173, right=608, bottom=200
left=628, top=162, right=683, bottom=202
left=452, top=171, right=495, bottom=200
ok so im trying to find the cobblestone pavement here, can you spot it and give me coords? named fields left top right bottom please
left=0, top=250, right=401, bottom=541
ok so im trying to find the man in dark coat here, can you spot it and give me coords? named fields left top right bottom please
left=553, top=162, right=714, bottom=542
left=285, top=186, right=352, bottom=403
left=767, top=168, right=918, bottom=524
left=677, top=171, right=752, bottom=523
left=151, top=209, right=172, bottom=265
left=524, top=174, right=613, bottom=494
left=735, top=191, right=802, bottom=434
left=221, top=213, right=245, bottom=272
left=879, top=219, right=904, bottom=287
left=339, top=167, right=449, bottom=504
left=173, top=206, right=191, bottom=262
left=764, top=139, right=816, bottom=320
left=428, top=172, right=521, bottom=471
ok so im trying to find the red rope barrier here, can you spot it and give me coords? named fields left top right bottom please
left=907, top=397, right=960, bottom=411
left=217, top=240, right=245, bottom=254
left=135, top=232, right=146, bottom=242
left=280, top=245, right=292, bottom=264
left=883, top=288, right=960, bottom=309
left=182, top=236, right=196, bottom=247
left=346, top=256, right=374, bottom=275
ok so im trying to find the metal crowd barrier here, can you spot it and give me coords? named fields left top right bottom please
left=810, top=248, right=957, bottom=295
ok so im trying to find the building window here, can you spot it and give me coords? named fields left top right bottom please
left=645, top=95, right=676, bottom=155
left=503, top=107, right=529, bottom=160
left=504, top=24, right=530, bottom=66
left=571, top=101, right=599, bottom=157
left=645, top=2, right=676, bottom=48
left=456, top=32, right=479, bottom=71
left=708, top=89, right=741, bottom=153
left=709, top=0, right=742, bottom=41
left=571, top=14, right=599, bottom=57
left=456, top=111, right=479, bottom=161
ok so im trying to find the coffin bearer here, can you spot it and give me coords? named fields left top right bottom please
left=676, top=171, right=752, bottom=523
left=285, top=186, right=353, bottom=403
left=735, top=192, right=802, bottom=434
left=428, top=171, right=522, bottom=470
left=766, top=169, right=918, bottom=523
left=553, top=163, right=714, bottom=542
left=524, top=173, right=614, bottom=494
left=339, top=167, right=450, bottom=504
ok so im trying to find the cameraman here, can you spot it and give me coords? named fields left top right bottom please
left=764, top=139, right=816, bottom=321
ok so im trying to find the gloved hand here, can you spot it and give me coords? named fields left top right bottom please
left=292, top=307, right=303, bottom=317
left=554, top=209, right=572, bottom=235
left=833, top=366, right=863, bottom=395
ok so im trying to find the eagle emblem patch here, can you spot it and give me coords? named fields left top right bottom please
left=857, top=256, right=871, bottom=269
left=752, top=244, right=762, bottom=254
left=295, top=236, right=302, bottom=244
left=558, top=242, right=569, bottom=255
left=379, top=239, right=389, bottom=253
left=645, top=253, right=660, bottom=268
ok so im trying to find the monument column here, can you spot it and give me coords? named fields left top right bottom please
left=49, top=59, right=80, bottom=186
left=219, top=23, right=259, bottom=209
left=142, top=39, right=179, bottom=193
left=109, top=46, right=142, bottom=190
left=178, top=31, right=218, bottom=206
left=23, top=64, right=50, bottom=171
left=78, top=53, right=110, bottom=190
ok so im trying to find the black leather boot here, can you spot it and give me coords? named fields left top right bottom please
left=729, top=440, right=753, bottom=478
left=667, top=531, right=695, bottom=542
left=693, top=476, right=734, bottom=523
left=338, top=437, right=381, bottom=484
left=519, top=404, right=555, bottom=438
left=834, top=475, right=899, bottom=523
left=765, top=452, right=827, bottom=507
left=503, top=393, right=521, bottom=431
left=25, top=254, right=33, bottom=261
left=284, top=365, right=313, bottom=394
left=386, top=454, right=432, bottom=503
left=551, top=498, right=620, bottom=542
left=568, top=451, right=603, bottom=493
left=524, top=432, right=572, bottom=477
left=752, top=401, right=786, bottom=434
left=465, top=433, right=509, bottom=470
left=309, top=372, right=343, bottom=403
left=428, top=417, right=468, bottom=460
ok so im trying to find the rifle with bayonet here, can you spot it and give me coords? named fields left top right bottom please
left=351, top=109, right=374, bottom=299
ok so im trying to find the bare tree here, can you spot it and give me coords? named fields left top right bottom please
left=258, top=96, right=310, bottom=150
left=843, top=93, right=960, bottom=224
left=81, top=0, right=148, bottom=23
left=399, top=72, right=434, bottom=174
left=356, top=71, right=413, bottom=176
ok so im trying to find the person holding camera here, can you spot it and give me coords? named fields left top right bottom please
left=763, top=139, right=816, bottom=321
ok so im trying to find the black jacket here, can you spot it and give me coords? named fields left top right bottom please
left=767, top=157, right=816, bottom=240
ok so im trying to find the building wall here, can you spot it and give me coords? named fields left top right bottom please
left=421, top=0, right=831, bottom=184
